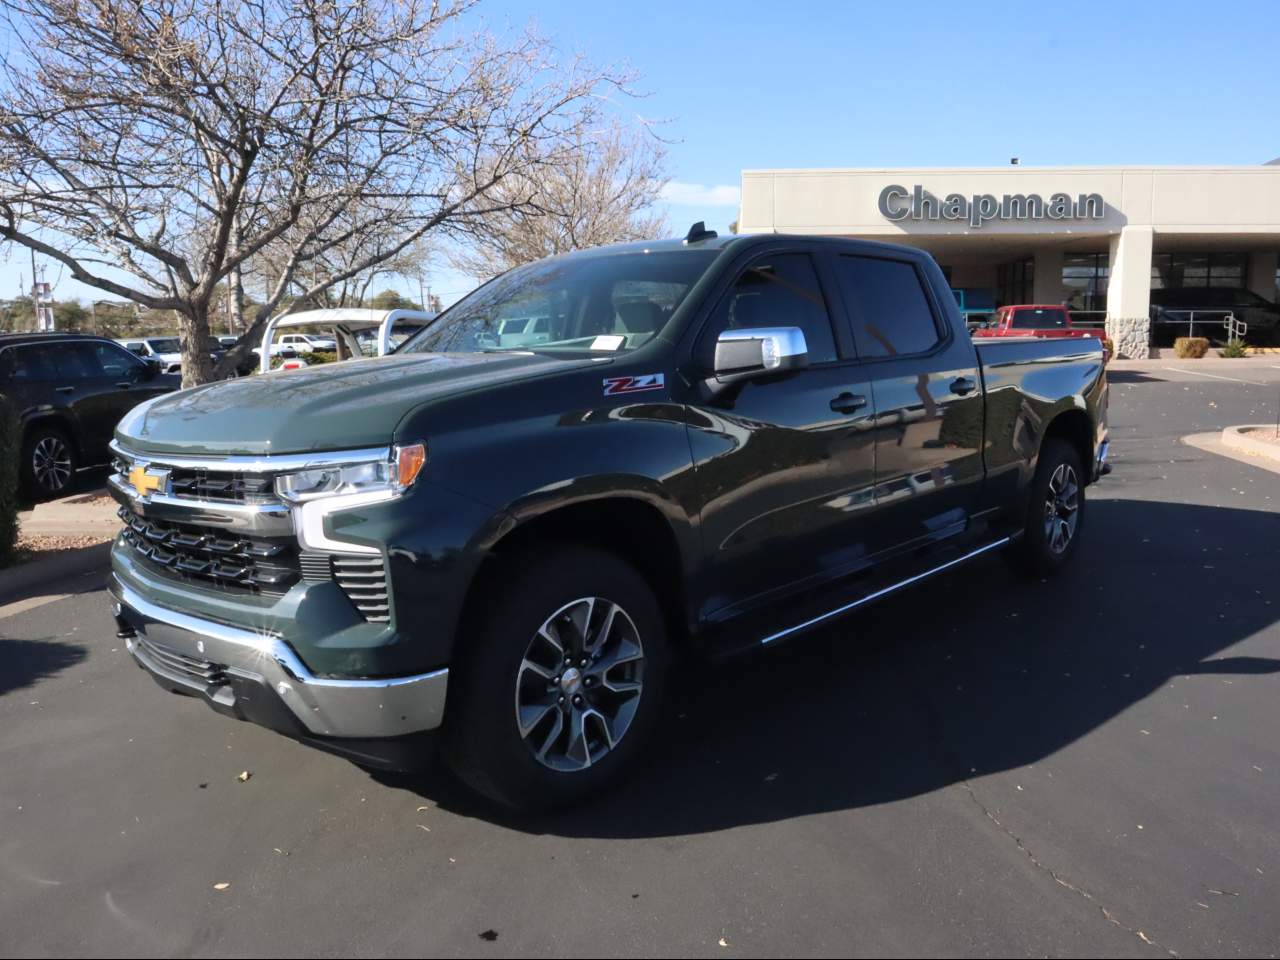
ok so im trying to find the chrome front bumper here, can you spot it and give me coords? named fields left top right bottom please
left=110, top=576, right=447, bottom=741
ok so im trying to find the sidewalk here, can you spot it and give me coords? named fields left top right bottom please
left=1109, top=355, right=1280, bottom=375
left=2, top=487, right=119, bottom=606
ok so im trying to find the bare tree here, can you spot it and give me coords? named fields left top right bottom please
left=248, top=203, right=436, bottom=310
left=0, top=0, right=629, bottom=384
left=451, top=122, right=668, bottom=280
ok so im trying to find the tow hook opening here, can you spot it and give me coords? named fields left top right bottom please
left=113, top=603, right=137, bottom=640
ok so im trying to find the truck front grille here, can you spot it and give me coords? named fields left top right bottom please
left=112, top=457, right=273, bottom=504
left=168, top=469, right=274, bottom=503
left=118, top=506, right=299, bottom=596
left=112, top=446, right=393, bottom=623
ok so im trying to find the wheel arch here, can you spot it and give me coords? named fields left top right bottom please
left=1041, top=407, right=1093, bottom=484
left=21, top=411, right=82, bottom=459
left=457, top=491, right=696, bottom=657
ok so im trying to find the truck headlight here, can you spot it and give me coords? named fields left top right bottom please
left=275, top=443, right=427, bottom=504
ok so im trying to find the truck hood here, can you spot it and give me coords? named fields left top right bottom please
left=117, top=351, right=596, bottom=456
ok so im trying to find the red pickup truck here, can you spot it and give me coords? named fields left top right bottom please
left=972, top=304, right=1087, bottom=339
left=972, top=304, right=1110, bottom=359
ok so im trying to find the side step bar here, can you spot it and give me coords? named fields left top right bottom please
left=759, top=537, right=1012, bottom=646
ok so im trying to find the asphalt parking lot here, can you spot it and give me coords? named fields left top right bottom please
left=3, top=360, right=1280, bottom=958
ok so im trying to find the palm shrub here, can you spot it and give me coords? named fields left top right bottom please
left=1218, top=338, right=1248, bottom=358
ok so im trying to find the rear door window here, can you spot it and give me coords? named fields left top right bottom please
left=54, top=343, right=106, bottom=380
left=835, top=255, right=942, bottom=358
left=12, top=344, right=58, bottom=380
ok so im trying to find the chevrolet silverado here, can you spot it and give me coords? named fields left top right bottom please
left=108, top=226, right=1109, bottom=809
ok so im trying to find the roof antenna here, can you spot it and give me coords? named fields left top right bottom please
left=683, top=221, right=718, bottom=244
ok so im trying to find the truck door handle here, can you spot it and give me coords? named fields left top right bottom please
left=55, top=385, right=75, bottom=394
left=830, top=392, right=868, bottom=414
left=949, top=377, right=976, bottom=396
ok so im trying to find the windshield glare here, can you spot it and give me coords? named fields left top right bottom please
left=400, top=250, right=718, bottom=356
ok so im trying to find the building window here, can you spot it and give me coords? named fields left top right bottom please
left=1063, top=253, right=1109, bottom=312
left=1151, top=252, right=1247, bottom=289
left=996, top=258, right=1034, bottom=306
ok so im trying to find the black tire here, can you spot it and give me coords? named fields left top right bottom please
left=444, top=545, right=670, bottom=811
left=1008, top=438, right=1085, bottom=578
left=21, top=424, right=77, bottom=500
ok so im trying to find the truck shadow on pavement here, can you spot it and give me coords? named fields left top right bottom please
left=0, top=638, right=88, bottom=696
left=388, top=497, right=1280, bottom=836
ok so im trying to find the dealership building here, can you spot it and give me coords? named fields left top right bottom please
left=737, top=164, right=1280, bottom=357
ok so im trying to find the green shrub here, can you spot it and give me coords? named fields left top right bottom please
left=299, top=350, right=336, bottom=365
left=1174, top=337, right=1209, bottom=359
left=1218, top=338, right=1248, bottom=358
left=0, top=396, right=20, bottom=564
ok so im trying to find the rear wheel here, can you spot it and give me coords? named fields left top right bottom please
left=1008, top=438, right=1085, bottom=577
left=444, top=545, right=669, bottom=810
left=21, top=425, right=77, bottom=500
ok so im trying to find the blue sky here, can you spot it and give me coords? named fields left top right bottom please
left=9, top=0, right=1280, bottom=307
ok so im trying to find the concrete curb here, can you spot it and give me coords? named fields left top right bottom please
left=0, top=541, right=112, bottom=605
left=1221, top=425, right=1280, bottom=462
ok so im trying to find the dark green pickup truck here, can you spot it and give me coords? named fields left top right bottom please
left=109, top=226, right=1109, bottom=808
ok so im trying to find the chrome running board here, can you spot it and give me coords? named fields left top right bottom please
left=759, top=537, right=1012, bottom=645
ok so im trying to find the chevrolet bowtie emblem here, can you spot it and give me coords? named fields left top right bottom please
left=128, top=465, right=168, bottom=498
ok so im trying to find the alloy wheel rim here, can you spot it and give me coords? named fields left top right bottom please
left=514, top=596, right=645, bottom=772
left=32, top=436, right=72, bottom=492
left=1043, top=463, right=1079, bottom=555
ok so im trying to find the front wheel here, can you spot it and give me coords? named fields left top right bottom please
left=444, top=545, right=670, bottom=810
left=1008, top=438, right=1085, bottom=577
left=22, top=425, right=77, bottom=500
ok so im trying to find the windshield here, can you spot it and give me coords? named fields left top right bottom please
left=1010, top=307, right=1068, bottom=328
left=400, top=250, right=719, bottom=356
left=147, top=338, right=181, bottom=353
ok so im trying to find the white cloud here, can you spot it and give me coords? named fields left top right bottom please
left=660, top=181, right=741, bottom=208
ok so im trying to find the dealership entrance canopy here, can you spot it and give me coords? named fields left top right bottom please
left=737, top=164, right=1280, bottom=356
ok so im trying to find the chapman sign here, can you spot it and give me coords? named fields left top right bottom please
left=878, top=184, right=1106, bottom=229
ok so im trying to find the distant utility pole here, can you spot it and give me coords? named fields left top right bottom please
left=30, top=250, right=55, bottom=331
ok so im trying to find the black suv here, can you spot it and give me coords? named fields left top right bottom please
left=0, top=333, right=178, bottom=498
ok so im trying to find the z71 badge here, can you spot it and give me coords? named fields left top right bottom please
left=603, top=374, right=665, bottom=397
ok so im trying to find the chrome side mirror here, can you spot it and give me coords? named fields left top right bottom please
left=713, top=327, right=809, bottom=384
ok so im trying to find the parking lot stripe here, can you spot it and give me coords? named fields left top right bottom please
left=1160, top=367, right=1266, bottom=386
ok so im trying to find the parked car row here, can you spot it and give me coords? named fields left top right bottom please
left=1, top=313, right=432, bottom=501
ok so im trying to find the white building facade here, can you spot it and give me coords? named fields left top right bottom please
left=737, top=165, right=1280, bottom=357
